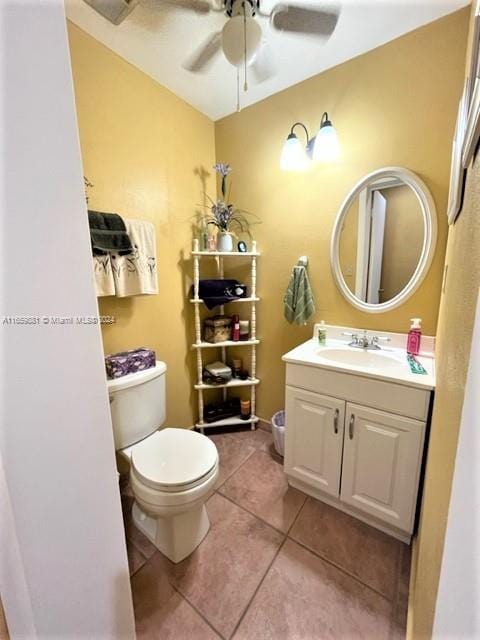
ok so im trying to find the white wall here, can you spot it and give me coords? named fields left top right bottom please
left=433, top=287, right=480, bottom=638
left=0, top=0, right=135, bottom=636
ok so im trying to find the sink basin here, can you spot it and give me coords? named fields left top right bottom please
left=317, top=348, right=402, bottom=370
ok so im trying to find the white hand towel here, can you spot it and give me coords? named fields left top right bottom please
left=112, top=219, right=158, bottom=297
left=93, top=254, right=115, bottom=297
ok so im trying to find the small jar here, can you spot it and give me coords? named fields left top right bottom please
left=240, top=399, right=251, bottom=420
left=239, top=320, right=250, bottom=341
left=232, top=358, right=242, bottom=378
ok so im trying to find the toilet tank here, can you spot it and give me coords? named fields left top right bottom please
left=107, top=361, right=167, bottom=450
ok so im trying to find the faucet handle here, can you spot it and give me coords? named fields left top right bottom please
left=342, top=331, right=359, bottom=346
left=371, top=335, right=391, bottom=345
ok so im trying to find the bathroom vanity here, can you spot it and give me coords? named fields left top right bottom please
left=282, top=325, right=435, bottom=542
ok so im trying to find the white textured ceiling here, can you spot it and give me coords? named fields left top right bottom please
left=66, top=0, right=469, bottom=121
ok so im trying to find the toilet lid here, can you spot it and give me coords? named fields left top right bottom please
left=131, top=428, right=218, bottom=491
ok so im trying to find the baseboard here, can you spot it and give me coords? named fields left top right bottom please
left=190, top=418, right=271, bottom=433
left=256, top=417, right=271, bottom=432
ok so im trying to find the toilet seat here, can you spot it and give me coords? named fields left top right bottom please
left=130, top=428, right=218, bottom=492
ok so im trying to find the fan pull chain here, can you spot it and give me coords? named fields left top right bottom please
left=236, top=67, right=241, bottom=112
left=243, top=1, right=248, bottom=92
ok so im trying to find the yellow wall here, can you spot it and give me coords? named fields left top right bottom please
left=67, top=22, right=216, bottom=427
left=215, top=9, right=469, bottom=420
left=410, top=6, right=480, bottom=637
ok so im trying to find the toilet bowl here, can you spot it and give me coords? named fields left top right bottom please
left=122, top=428, right=218, bottom=563
left=108, top=362, right=219, bottom=563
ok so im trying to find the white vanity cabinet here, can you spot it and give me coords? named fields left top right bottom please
left=284, top=359, right=432, bottom=542
left=285, top=387, right=345, bottom=498
left=340, top=403, right=425, bottom=532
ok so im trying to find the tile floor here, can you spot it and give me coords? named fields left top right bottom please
left=121, top=427, right=411, bottom=640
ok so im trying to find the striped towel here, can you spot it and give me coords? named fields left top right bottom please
left=284, top=265, right=315, bottom=325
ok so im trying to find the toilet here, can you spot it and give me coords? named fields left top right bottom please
left=108, top=361, right=219, bottom=563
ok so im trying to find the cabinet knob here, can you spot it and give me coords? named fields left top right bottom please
left=333, top=408, right=339, bottom=434
left=349, top=414, right=355, bottom=439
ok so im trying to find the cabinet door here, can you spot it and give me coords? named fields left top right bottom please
left=284, top=387, right=345, bottom=497
left=341, top=403, right=426, bottom=533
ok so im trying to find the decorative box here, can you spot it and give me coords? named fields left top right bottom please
left=202, top=361, right=232, bottom=385
left=105, top=347, right=156, bottom=380
left=204, top=315, right=232, bottom=343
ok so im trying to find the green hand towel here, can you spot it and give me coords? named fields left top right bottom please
left=284, top=266, right=315, bottom=325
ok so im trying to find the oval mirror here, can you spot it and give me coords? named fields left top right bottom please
left=331, top=167, right=437, bottom=313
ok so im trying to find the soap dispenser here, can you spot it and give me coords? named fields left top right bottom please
left=318, top=320, right=327, bottom=346
left=407, top=318, right=422, bottom=355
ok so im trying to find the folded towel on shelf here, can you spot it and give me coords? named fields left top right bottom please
left=93, top=253, right=115, bottom=297
left=192, top=279, right=248, bottom=310
left=88, top=210, right=133, bottom=255
left=112, top=218, right=158, bottom=297
left=284, top=265, right=315, bottom=325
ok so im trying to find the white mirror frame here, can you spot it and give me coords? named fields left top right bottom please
left=330, top=166, right=437, bottom=314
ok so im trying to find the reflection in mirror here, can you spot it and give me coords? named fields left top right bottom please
left=338, top=178, right=424, bottom=304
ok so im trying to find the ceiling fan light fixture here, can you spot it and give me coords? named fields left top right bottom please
left=312, top=112, right=340, bottom=162
left=222, top=14, right=262, bottom=67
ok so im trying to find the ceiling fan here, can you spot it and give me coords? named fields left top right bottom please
left=180, top=0, right=340, bottom=83
left=83, top=0, right=340, bottom=88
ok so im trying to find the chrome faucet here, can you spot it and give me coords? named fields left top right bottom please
left=342, top=330, right=391, bottom=350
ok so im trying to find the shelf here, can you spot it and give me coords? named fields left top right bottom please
left=192, top=251, right=260, bottom=257
left=190, top=297, right=259, bottom=304
left=194, top=378, right=260, bottom=390
left=192, top=339, right=259, bottom=349
left=196, top=415, right=259, bottom=429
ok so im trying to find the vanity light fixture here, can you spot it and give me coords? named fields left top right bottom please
left=280, top=113, right=339, bottom=171
left=280, top=122, right=312, bottom=171
left=313, top=112, right=340, bottom=162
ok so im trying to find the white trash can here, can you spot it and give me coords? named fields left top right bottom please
left=271, top=410, right=285, bottom=457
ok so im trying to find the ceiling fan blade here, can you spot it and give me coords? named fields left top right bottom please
left=161, top=0, right=212, bottom=13
left=271, top=4, right=339, bottom=37
left=251, top=41, right=276, bottom=83
left=183, top=32, right=222, bottom=73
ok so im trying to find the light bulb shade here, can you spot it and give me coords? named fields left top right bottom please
left=222, top=16, right=262, bottom=67
left=312, top=121, right=340, bottom=162
left=280, top=134, right=309, bottom=171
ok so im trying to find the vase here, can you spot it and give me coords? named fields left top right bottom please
left=217, top=231, right=234, bottom=252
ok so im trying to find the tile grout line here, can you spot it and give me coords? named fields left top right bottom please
left=213, top=434, right=276, bottom=494
left=286, top=491, right=308, bottom=536
left=286, top=534, right=395, bottom=604
left=215, top=442, right=398, bottom=608
left=228, top=535, right=289, bottom=640
left=215, top=446, right=307, bottom=537
left=213, top=439, right=258, bottom=491
left=170, top=583, right=226, bottom=640
left=219, top=466, right=398, bottom=605
left=128, top=557, right=146, bottom=579
left=216, top=489, right=296, bottom=537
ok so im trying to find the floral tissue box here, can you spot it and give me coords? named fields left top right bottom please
left=105, top=347, right=156, bottom=380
